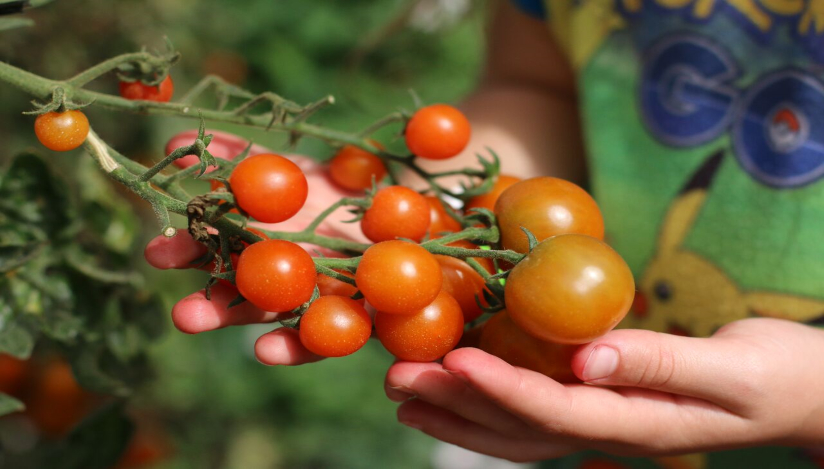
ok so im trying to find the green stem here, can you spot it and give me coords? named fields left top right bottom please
left=65, top=52, right=166, bottom=88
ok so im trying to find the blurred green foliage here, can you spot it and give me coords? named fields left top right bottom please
left=0, top=0, right=485, bottom=468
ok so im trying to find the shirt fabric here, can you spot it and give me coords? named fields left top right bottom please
left=509, top=1, right=824, bottom=468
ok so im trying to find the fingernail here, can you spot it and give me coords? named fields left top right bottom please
left=389, top=385, right=416, bottom=397
left=399, top=419, right=423, bottom=430
left=443, top=369, right=468, bottom=382
left=582, top=345, right=619, bottom=382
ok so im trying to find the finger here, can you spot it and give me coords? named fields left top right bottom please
left=442, top=348, right=748, bottom=450
left=397, top=399, right=573, bottom=463
left=570, top=329, right=757, bottom=409
left=385, top=361, right=540, bottom=438
left=254, top=328, right=324, bottom=366
left=144, top=230, right=207, bottom=269
left=172, top=284, right=278, bottom=334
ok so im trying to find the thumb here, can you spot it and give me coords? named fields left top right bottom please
left=570, top=329, right=746, bottom=405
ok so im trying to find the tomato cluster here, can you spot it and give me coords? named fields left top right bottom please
left=33, top=74, right=175, bottom=153
left=211, top=103, right=635, bottom=371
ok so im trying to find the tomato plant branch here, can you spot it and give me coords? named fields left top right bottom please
left=65, top=51, right=175, bottom=88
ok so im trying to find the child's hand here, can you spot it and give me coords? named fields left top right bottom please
left=143, top=131, right=367, bottom=366
left=385, top=318, right=824, bottom=461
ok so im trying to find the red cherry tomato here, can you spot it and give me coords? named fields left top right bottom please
left=229, top=154, right=308, bottom=223
left=465, top=174, right=521, bottom=212
left=235, top=239, right=317, bottom=312
left=494, top=177, right=604, bottom=253
left=299, top=295, right=372, bottom=357
left=505, top=235, right=635, bottom=344
left=375, top=290, right=464, bottom=362
left=479, top=311, right=578, bottom=382
left=119, top=76, right=174, bottom=102
left=405, top=104, right=471, bottom=160
left=34, top=110, right=89, bottom=152
left=329, top=144, right=387, bottom=191
left=426, top=196, right=461, bottom=238
left=436, top=255, right=488, bottom=323
left=360, top=186, right=430, bottom=243
left=0, top=354, right=27, bottom=397
left=355, top=240, right=442, bottom=315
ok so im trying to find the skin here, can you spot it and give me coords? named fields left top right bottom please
left=144, top=0, right=824, bottom=458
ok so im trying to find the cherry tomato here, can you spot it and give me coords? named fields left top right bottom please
left=505, top=235, right=635, bottom=344
left=119, top=76, right=174, bottom=102
left=355, top=240, right=442, bottom=315
left=0, top=354, right=27, bottom=397
left=26, top=359, right=92, bottom=437
left=405, top=104, right=471, bottom=160
left=456, top=324, right=483, bottom=349
left=34, top=110, right=90, bottom=152
left=235, top=239, right=317, bottom=312
left=360, top=186, right=430, bottom=243
left=479, top=311, right=578, bottom=382
left=465, top=174, right=521, bottom=212
left=229, top=153, right=308, bottom=223
left=317, top=270, right=362, bottom=303
left=299, top=295, right=372, bottom=357
left=329, top=144, right=386, bottom=191
left=436, top=255, right=488, bottom=323
left=495, top=177, right=604, bottom=253
left=426, top=196, right=461, bottom=238
left=375, top=290, right=464, bottom=362
left=115, top=430, right=171, bottom=469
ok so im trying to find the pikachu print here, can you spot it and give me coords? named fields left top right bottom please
left=625, top=151, right=824, bottom=338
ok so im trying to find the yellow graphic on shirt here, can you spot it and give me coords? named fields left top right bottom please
left=624, top=151, right=824, bottom=338
left=545, top=0, right=626, bottom=69
left=544, top=0, right=824, bottom=68
left=618, top=0, right=824, bottom=35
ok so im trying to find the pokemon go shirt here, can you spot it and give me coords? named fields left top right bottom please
left=510, top=1, right=824, bottom=468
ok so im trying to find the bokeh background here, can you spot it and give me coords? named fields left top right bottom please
left=0, top=0, right=488, bottom=467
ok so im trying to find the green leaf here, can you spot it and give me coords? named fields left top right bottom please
left=0, top=153, right=73, bottom=238
left=0, top=242, right=44, bottom=273
left=0, top=17, right=33, bottom=33
left=41, top=402, right=134, bottom=469
left=0, top=392, right=24, bottom=416
left=0, top=315, right=36, bottom=359
left=69, top=346, right=130, bottom=396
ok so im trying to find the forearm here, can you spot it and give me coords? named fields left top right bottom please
left=456, top=82, right=586, bottom=183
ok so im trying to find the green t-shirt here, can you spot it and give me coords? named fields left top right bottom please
left=510, top=1, right=824, bottom=467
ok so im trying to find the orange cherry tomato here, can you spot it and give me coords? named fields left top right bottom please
left=465, top=174, right=521, bottom=212
left=494, top=177, right=604, bottom=253
left=375, top=290, right=464, bottom=362
left=34, top=110, right=90, bottom=152
left=360, top=186, right=430, bottom=243
left=479, top=311, right=578, bottom=382
left=426, top=196, right=461, bottom=238
left=235, top=239, right=317, bottom=312
left=436, top=254, right=488, bottom=323
left=405, top=104, right=471, bottom=160
left=355, top=240, right=442, bottom=315
left=229, top=154, right=308, bottom=223
left=505, top=235, right=635, bottom=344
left=119, top=76, right=174, bottom=102
left=299, top=295, right=372, bottom=357
left=329, top=144, right=387, bottom=191
left=26, top=359, right=93, bottom=437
